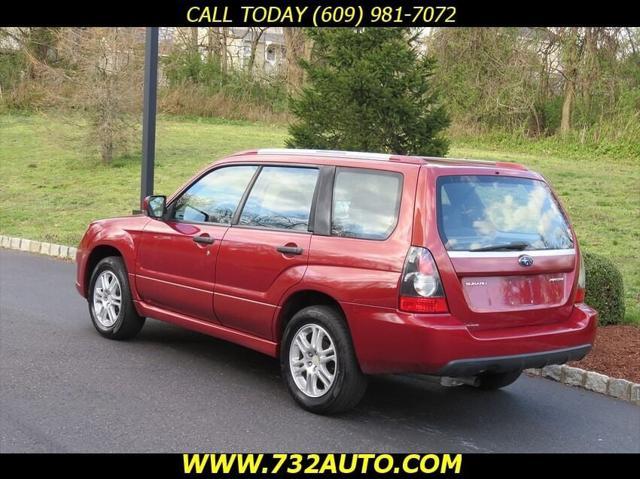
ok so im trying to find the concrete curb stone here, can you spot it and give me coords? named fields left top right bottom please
left=526, top=364, right=639, bottom=405
left=1, top=235, right=76, bottom=261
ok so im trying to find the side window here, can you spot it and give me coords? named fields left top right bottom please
left=172, top=165, right=258, bottom=224
left=239, top=166, right=319, bottom=231
left=331, top=168, right=402, bottom=240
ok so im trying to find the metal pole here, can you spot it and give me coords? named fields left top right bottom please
left=140, top=27, right=159, bottom=208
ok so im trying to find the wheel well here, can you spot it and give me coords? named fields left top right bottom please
left=277, top=290, right=346, bottom=340
left=84, top=245, right=122, bottom=295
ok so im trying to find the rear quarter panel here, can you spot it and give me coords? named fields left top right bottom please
left=284, top=162, right=419, bottom=358
left=303, top=162, right=418, bottom=306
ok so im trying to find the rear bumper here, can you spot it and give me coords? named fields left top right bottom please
left=437, top=344, right=591, bottom=376
left=343, top=302, right=597, bottom=375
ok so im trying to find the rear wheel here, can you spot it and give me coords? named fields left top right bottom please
left=281, top=306, right=367, bottom=414
left=475, top=370, right=522, bottom=390
left=88, top=256, right=145, bottom=340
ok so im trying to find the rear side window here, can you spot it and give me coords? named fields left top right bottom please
left=437, top=175, right=574, bottom=251
left=173, top=165, right=258, bottom=224
left=331, top=168, right=402, bottom=240
left=239, top=166, right=319, bottom=231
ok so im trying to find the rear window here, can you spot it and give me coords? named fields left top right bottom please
left=331, top=168, right=402, bottom=240
left=437, top=175, right=574, bottom=251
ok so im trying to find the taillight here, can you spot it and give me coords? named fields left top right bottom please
left=575, top=252, right=586, bottom=303
left=399, top=247, right=448, bottom=313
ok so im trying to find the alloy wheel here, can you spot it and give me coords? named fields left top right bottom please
left=289, top=323, right=337, bottom=398
left=92, top=270, right=122, bottom=328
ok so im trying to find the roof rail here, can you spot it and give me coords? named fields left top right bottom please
left=240, top=149, right=528, bottom=170
left=257, top=148, right=392, bottom=161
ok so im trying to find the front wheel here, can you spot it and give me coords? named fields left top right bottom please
left=474, top=370, right=522, bottom=390
left=88, top=256, right=145, bottom=340
left=281, top=306, right=367, bottom=414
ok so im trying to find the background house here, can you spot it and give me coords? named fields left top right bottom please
left=165, top=27, right=286, bottom=75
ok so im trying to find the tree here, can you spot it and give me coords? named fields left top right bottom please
left=3, top=28, right=145, bottom=163
left=426, top=27, right=639, bottom=140
left=287, top=28, right=450, bottom=156
left=426, top=28, right=543, bottom=134
left=557, top=28, right=581, bottom=136
left=54, top=28, right=144, bottom=164
left=0, top=27, right=63, bottom=108
left=283, top=27, right=310, bottom=94
left=246, top=27, right=268, bottom=72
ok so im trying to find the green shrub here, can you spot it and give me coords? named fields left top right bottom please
left=583, top=251, right=625, bottom=326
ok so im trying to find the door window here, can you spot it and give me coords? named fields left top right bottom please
left=238, top=167, right=319, bottom=231
left=172, top=165, right=258, bottom=224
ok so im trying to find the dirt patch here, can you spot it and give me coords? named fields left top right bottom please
left=570, top=325, right=640, bottom=383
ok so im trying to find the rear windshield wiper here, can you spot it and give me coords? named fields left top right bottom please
left=470, top=241, right=530, bottom=252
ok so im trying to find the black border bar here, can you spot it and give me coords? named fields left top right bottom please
left=0, top=453, right=637, bottom=477
left=1, top=0, right=638, bottom=27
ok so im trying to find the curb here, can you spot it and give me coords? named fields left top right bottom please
left=1, top=234, right=638, bottom=405
left=525, top=366, right=639, bottom=405
left=0, top=234, right=77, bottom=261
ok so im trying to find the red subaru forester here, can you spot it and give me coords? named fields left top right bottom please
left=76, top=149, right=597, bottom=413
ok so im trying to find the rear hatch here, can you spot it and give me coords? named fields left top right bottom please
left=436, top=174, right=578, bottom=330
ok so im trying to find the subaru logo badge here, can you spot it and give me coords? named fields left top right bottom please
left=518, top=254, right=534, bottom=267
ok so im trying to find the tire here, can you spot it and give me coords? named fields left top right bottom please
left=280, top=305, right=367, bottom=414
left=88, top=256, right=145, bottom=340
left=474, top=370, right=522, bottom=390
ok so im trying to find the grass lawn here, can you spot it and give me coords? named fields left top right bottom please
left=1, top=112, right=638, bottom=323
left=0, top=113, right=287, bottom=244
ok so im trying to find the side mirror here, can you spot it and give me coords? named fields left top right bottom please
left=143, top=195, right=167, bottom=219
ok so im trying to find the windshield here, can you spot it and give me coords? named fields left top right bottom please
left=437, top=175, right=574, bottom=251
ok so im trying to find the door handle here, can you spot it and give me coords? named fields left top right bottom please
left=277, top=245, right=303, bottom=255
left=193, top=235, right=215, bottom=245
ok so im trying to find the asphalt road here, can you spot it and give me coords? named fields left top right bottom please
left=1, top=249, right=638, bottom=453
